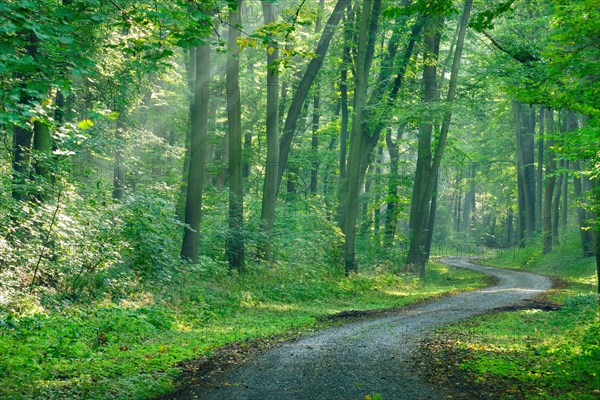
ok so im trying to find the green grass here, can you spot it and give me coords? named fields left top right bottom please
left=434, top=236, right=599, bottom=399
left=0, top=259, right=486, bottom=400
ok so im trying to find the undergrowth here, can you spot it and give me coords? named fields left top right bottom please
left=0, top=258, right=486, bottom=400
left=431, top=234, right=599, bottom=399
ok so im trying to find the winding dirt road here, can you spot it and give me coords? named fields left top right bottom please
left=166, top=257, right=551, bottom=400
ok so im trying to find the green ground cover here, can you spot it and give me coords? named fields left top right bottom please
left=0, top=260, right=486, bottom=400
left=430, top=237, right=599, bottom=399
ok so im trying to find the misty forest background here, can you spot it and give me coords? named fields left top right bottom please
left=0, top=0, right=599, bottom=399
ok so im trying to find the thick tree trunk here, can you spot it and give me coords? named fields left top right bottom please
left=257, top=0, right=281, bottom=261
left=342, top=0, right=381, bottom=274
left=514, top=102, right=536, bottom=243
left=181, top=43, right=210, bottom=262
left=406, top=15, right=440, bottom=274
left=406, top=0, right=472, bottom=274
left=226, top=1, right=245, bottom=272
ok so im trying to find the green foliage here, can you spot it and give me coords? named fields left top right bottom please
left=436, top=241, right=599, bottom=399
left=0, top=259, right=486, bottom=399
left=119, top=191, right=185, bottom=279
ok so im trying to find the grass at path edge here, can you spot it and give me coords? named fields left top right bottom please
left=0, top=259, right=487, bottom=400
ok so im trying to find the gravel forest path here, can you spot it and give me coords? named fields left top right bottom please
left=166, top=257, right=551, bottom=400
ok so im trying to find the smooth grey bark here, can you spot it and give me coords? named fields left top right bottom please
left=226, top=0, right=245, bottom=272
left=181, top=43, right=210, bottom=262
left=257, top=0, right=280, bottom=262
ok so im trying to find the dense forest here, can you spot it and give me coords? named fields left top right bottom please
left=1, top=0, right=598, bottom=399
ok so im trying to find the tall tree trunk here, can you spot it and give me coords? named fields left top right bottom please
left=543, top=108, right=556, bottom=254
left=553, top=159, right=564, bottom=245
left=342, top=0, right=381, bottom=274
left=339, top=12, right=422, bottom=229
left=592, top=177, right=600, bottom=293
left=181, top=42, right=210, bottom=262
left=384, top=128, right=401, bottom=246
left=277, top=0, right=350, bottom=193
left=425, top=173, right=439, bottom=257
left=177, top=47, right=196, bottom=221
left=514, top=102, right=536, bottom=243
left=536, top=105, right=544, bottom=230
left=573, top=159, right=594, bottom=256
left=338, top=3, right=352, bottom=180
left=226, top=1, right=245, bottom=272
left=373, top=145, right=384, bottom=239
left=309, top=0, right=325, bottom=194
left=562, top=160, right=568, bottom=231
left=506, top=207, right=514, bottom=248
left=257, top=0, right=280, bottom=261
left=112, top=115, right=126, bottom=200
left=12, top=31, right=38, bottom=201
left=406, top=0, right=472, bottom=274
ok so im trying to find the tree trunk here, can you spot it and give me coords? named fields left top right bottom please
left=573, top=159, right=594, bottom=256
left=562, top=160, right=568, bottom=231
left=425, top=173, right=439, bottom=257
left=543, top=108, right=556, bottom=254
left=181, top=42, right=210, bottom=262
left=342, top=0, right=381, bottom=274
left=112, top=115, right=126, bottom=200
left=226, top=1, right=245, bottom=272
left=257, top=0, right=281, bottom=261
left=277, top=0, right=350, bottom=193
left=384, top=128, right=401, bottom=246
left=536, top=105, right=544, bottom=230
left=553, top=159, right=564, bottom=245
left=339, top=4, right=352, bottom=180
left=177, top=47, right=196, bottom=221
left=406, top=0, right=472, bottom=274
left=514, top=102, right=536, bottom=243
left=506, top=207, right=513, bottom=248
left=309, top=0, right=325, bottom=194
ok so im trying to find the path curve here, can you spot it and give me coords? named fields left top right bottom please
left=167, top=257, right=551, bottom=400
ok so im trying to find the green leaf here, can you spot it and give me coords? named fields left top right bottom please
left=106, top=111, right=120, bottom=121
left=77, top=120, right=94, bottom=130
